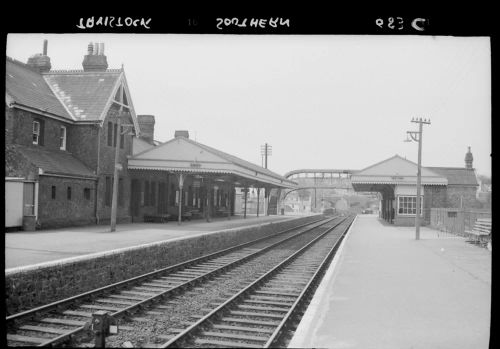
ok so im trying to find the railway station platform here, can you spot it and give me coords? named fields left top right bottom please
left=4, top=214, right=295, bottom=270
left=289, top=214, right=492, bottom=349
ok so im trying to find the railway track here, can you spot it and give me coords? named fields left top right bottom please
left=6, top=215, right=339, bottom=347
left=160, top=214, right=355, bottom=348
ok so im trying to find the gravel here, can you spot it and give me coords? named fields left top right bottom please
left=74, top=225, right=332, bottom=348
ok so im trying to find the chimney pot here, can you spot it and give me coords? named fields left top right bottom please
left=83, top=42, right=108, bottom=71
left=465, top=146, right=474, bottom=169
left=137, top=115, right=156, bottom=144
left=27, top=40, right=51, bottom=73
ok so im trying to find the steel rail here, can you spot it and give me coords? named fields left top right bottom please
left=7, top=215, right=334, bottom=347
left=264, top=215, right=355, bottom=347
left=161, top=215, right=353, bottom=348
left=7, top=215, right=325, bottom=323
left=35, top=216, right=337, bottom=347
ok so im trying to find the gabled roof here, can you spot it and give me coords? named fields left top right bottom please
left=6, top=58, right=72, bottom=119
left=351, top=154, right=448, bottom=186
left=186, top=137, right=289, bottom=182
left=15, top=145, right=96, bottom=178
left=426, top=167, right=478, bottom=186
left=6, top=56, right=139, bottom=133
left=129, top=136, right=297, bottom=188
left=43, top=69, right=122, bottom=121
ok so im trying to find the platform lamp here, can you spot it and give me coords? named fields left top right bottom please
left=110, top=110, right=135, bottom=232
left=405, top=117, right=431, bottom=240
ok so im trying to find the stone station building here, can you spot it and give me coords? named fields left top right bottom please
left=5, top=40, right=296, bottom=230
left=351, top=151, right=479, bottom=226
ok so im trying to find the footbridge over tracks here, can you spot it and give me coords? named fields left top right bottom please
left=270, top=169, right=363, bottom=214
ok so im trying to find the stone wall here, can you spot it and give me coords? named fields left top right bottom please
left=5, top=215, right=322, bottom=315
left=37, top=176, right=97, bottom=229
left=5, top=144, right=39, bottom=180
left=446, top=186, right=481, bottom=209
left=66, top=123, right=100, bottom=171
left=7, top=108, right=70, bottom=151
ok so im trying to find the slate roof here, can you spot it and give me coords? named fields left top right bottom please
left=183, top=137, right=295, bottom=183
left=43, top=70, right=122, bottom=121
left=351, top=155, right=448, bottom=185
left=6, top=56, right=123, bottom=122
left=15, top=145, right=96, bottom=178
left=5, top=58, right=72, bottom=119
left=130, top=136, right=297, bottom=187
left=426, top=167, right=478, bottom=186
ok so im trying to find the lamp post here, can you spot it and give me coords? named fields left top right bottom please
left=405, top=117, right=431, bottom=240
left=110, top=111, right=134, bottom=232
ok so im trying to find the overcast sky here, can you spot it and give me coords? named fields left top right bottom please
left=6, top=34, right=491, bottom=177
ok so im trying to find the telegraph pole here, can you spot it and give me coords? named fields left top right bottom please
left=110, top=87, right=134, bottom=232
left=110, top=114, right=133, bottom=232
left=110, top=112, right=122, bottom=232
left=260, top=143, right=272, bottom=169
left=405, top=117, right=431, bottom=240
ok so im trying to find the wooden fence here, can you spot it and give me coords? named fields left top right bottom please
left=430, top=208, right=491, bottom=237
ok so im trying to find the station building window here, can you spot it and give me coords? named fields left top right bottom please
left=107, top=122, right=113, bottom=147
left=113, top=123, right=118, bottom=147
left=84, top=187, right=91, bottom=200
left=51, top=185, right=56, bottom=199
left=33, top=119, right=44, bottom=145
left=60, top=126, right=67, bottom=150
left=67, top=186, right=72, bottom=200
left=120, top=125, right=124, bottom=149
left=33, top=121, right=40, bottom=144
left=106, top=121, right=120, bottom=148
left=397, top=196, right=423, bottom=215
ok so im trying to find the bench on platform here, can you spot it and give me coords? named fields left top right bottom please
left=143, top=214, right=171, bottom=223
left=215, top=207, right=230, bottom=217
left=167, top=207, right=193, bottom=221
left=465, top=218, right=491, bottom=246
left=189, top=209, right=202, bottom=219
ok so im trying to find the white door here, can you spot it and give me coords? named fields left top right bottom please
left=5, top=180, right=24, bottom=227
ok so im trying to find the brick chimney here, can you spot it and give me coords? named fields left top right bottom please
left=465, top=146, right=473, bottom=169
left=27, top=39, right=51, bottom=73
left=137, top=115, right=155, bottom=144
left=82, top=42, right=108, bottom=72
left=174, top=130, right=189, bottom=138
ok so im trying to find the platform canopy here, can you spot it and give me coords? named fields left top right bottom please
left=128, top=135, right=297, bottom=189
left=351, top=155, right=448, bottom=192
